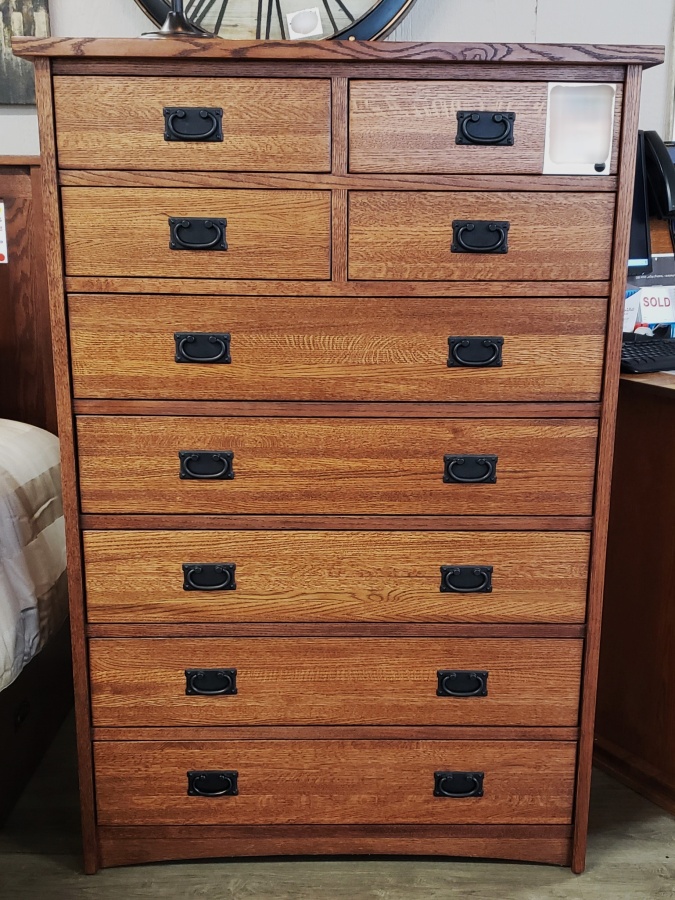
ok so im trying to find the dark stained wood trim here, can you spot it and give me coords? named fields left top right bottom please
left=571, top=65, right=644, bottom=876
left=33, top=57, right=99, bottom=876
left=56, top=170, right=618, bottom=192
left=594, top=737, right=675, bottom=817
left=93, top=725, right=580, bottom=742
left=87, top=623, right=585, bottom=639
left=48, top=60, right=628, bottom=82
left=13, top=37, right=664, bottom=67
left=64, top=277, right=611, bottom=297
left=79, top=513, right=594, bottom=532
left=72, top=400, right=602, bottom=419
left=97, top=825, right=572, bottom=868
left=0, top=155, right=41, bottom=167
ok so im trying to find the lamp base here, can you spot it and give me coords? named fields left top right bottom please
left=142, top=11, right=212, bottom=38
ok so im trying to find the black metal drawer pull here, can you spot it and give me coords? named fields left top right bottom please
left=179, top=450, right=234, bottom=480
left=183, top=563, right=237, bottom=592
left=456, top=110, right=515, bottom=146
left=448, top=337, right=504, bottom=369
left=187, top=770, right=239, bottom=797
left=452, top=220, right=509, bottom=254
left=444, top=455, right=498, bottom=484
left=174, top=332, right=231, bottom=365
left=440, top=565, right=493, bottom=594
left=164, top=107, right=224, bottom=142
left=169, top=218, right=228, bottom=251
left=434, top=771, right=484, bottom=798
left=185, top=668, right=238, bottom=696
left=437, top=670, right=489, bottom=698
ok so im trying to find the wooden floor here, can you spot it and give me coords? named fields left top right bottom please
left=1, top=718, right=674, bottom=899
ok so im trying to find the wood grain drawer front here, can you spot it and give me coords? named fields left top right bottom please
left=68, top=294, right=607, bottom=403
left=348, top=192, right=614, bottom=281
left=75, top=416, right=598, bottom=516
left=350, top=81, right=549, bottom=174
left=82, top=530, right=590, bottom=625
left=93, top=739, right=576, bottom=826
left=89, top=637, right=582, bottom=727
left=61, top=188, right=331, bottom=280
left=53, top=76, right=331, bottom=172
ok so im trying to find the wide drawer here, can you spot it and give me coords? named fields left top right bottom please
left=82, top=530, right=590, bottom=624
left=61, top=188, right=331, bottom=280
left=89, top=637, right=582, bottom=727
left=54, top=76, right=332, bottom=172
left=68, top=294, right=607, bottom=402
left=350, top=80, right=549, bottom=174
left=348, top=191, right=614, bottom=281
left=75, top=416, right=598, bottom=516
left=93, top=739, right=577, bottom=825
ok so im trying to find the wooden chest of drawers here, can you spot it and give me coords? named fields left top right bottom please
left=14, top=36, right=662, bottom=874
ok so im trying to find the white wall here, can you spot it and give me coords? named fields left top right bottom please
left=1, top=0, right=673, bottom=155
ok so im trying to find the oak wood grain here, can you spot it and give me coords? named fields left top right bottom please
left=93, top=739, right=577, bottom=827
left=63, top=275, right=611, bottom=297
left=95, top=824, right=570, bottom=867
left=571, top=65, right=645, bottom=876
left=32, top=57, right=99, bottom=875
left=80, top=514, right=595, bottom=532
left=75, top=416, right=599, bottom=516
left=88, top=637, right=582, bottom=728
left=348, top=191, right=615, bottom=281
left=61, top=187, right=331, bottom=280
left=67, top=294, right=607, bottom=403
left=351, top=80, right=549, bottom=175
left=54, top=76, right=331, bottom=172
left=12, top=37, right=665, bottom=67
left=93, top=725, right=580, bottom=742
left=72, top=400, right=602, bottom=419
left=82, top=529, right=590, bottom=625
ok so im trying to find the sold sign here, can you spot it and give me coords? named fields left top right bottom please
left=638, top=288, right=675, bottom=324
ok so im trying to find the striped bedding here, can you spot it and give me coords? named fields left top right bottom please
left=0, top=420, right=67, bottom=693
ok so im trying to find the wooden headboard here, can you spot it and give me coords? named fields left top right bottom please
left=0, top=157, right=56, bottom=433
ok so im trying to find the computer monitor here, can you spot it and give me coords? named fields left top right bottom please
left=628, top=131, right=652, bottom=275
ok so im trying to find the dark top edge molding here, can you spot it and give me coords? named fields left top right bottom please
left=12, top=38, right=665, bottom=67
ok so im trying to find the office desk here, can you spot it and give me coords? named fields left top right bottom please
left=595, top=372, right=675, bottom=814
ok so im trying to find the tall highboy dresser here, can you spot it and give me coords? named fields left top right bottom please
left=14, top=36, right=663, bottom=873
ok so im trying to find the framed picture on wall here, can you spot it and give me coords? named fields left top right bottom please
left=1, top=0, right=50, bottom=104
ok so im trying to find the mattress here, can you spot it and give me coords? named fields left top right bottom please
left=0, top=420, right=67, bottom=693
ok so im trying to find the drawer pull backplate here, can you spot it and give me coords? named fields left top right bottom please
left=440, top=565, right=493, bottom=594
left=164, top=107, right=224, bottom=143
left=183, top=563, right=237, bottom=592
left=434, top=771, right=485, bottom=798
left=443, top=455, right=498, bottom=484
left=179, top=450, right=235, bottom=481
left=187, top=770, right=239, bottom=797
left=169, top=218, right=228, bottom=251
left=452, top=220, right=509, bottom=254
left=185, top=668, right=238, bottom=696
left=175, top=332, right=231, bottom=364
left=448, top=337, right=504, bottom=368
left=437, top=670, right=489, bottom=698
left=456, top=110, right=515, bottom=146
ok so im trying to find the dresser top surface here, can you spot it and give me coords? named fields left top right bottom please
left=12, top=37, right=664, bottom=68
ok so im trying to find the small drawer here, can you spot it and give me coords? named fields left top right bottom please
left=61, top=188, right=331, bottom=280
left=348, top=191, right=614, bottom=281
left=68, top=294, right=607, bottom=402
left=75, top=416, right=598, bottom=516
left=54, top=76, right=332, bottom=172
left=93, top=739, right=577, bottom=826
left=89, top=636, right=582, bottom=727
left=350, top=80, right=548, bottom=175
left=82, top=529, right=591, bottom=625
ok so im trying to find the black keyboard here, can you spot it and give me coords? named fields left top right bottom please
left=621, top=338, right=675, bottom=373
